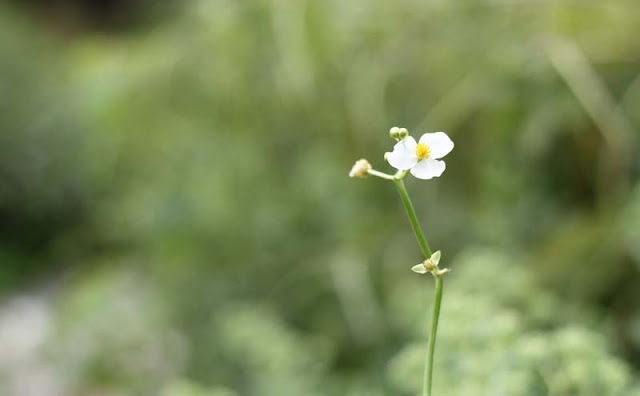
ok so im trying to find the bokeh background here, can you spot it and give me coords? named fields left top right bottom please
left=1, top=0, right=640, bottom=395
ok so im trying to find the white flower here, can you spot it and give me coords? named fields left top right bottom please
left=386, top=132, right=454, bottom=179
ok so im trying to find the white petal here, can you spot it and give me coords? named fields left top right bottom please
left=410, top=159, right=446, bottom=180
left=411, top=264, right=428, bottom=274
left=387, top=136, right=418, bottom=170
left=419, top=132, right=454, bottom=159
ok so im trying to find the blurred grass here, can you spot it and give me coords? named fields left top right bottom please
left=0, top=0, right=639, bottom=395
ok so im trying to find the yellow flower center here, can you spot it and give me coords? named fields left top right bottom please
left=416, top=143, right=430, bottom=160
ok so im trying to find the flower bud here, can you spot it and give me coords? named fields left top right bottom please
left=389, top=127, right=401, bottom=140
left=349, top=159, right=372, bottom=178
left=397, top=127, right=409, bottom=139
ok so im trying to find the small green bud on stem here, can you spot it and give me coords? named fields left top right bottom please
left=389, top=126, right=401, bottom=140
left=389, top=126, right=409, bottom=141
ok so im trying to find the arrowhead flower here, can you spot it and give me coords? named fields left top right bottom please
left=386, top=132, right=454, bottom=180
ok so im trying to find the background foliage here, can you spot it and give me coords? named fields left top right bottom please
left=1, top=1, right=639, bottom=395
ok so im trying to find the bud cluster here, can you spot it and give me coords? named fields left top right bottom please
left=389, top=126, right=409, bottom=141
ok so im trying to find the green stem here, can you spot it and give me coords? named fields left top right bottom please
left=424, top=275, right=443, bottom=396
left=393, top=177, right=442, bottom=396
left=367, top=169, right=397, bottom=180
left=393, top=179, right=432, bottom=258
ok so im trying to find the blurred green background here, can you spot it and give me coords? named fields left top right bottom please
left=1, top=1, right=640, bottom=395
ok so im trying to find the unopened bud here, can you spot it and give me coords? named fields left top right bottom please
left=349, top=159, right=372, bottom=178
left=397, top=127, right=409, bottom=139
left=389, top=127, right=401, bottom=140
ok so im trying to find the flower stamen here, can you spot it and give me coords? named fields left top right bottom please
left=416, top=143, right=430, bottom=160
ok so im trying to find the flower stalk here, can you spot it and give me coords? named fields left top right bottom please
left=393, top=178, right=432, bottom=258
left=349, top=127, right=454, bottom=396
left=425, top=274, right=443, bottom=396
